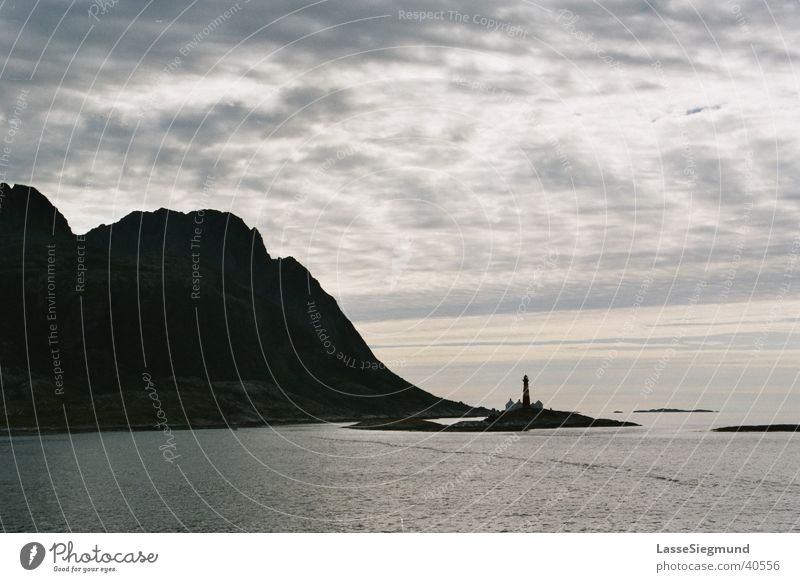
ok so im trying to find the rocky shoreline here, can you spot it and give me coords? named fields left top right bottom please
left=350, top=407, right=640, bottom=432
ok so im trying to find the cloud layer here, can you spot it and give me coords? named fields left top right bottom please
left=2, top=0, right=799, bottom=329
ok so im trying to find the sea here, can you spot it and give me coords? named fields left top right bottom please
left=1, top=412, right=798, bottom=532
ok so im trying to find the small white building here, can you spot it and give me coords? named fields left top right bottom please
left=504, top=396, right=544, bottom=411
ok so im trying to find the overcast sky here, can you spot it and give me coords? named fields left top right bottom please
left=2, top=0, right=799, bottom=414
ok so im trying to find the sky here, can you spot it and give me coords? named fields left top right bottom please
left=1, top=0, right=799, bottom=418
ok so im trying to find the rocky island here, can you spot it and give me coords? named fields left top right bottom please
left=350, top=407, right=639, bottom=432
left=634, top=408, right=716, bottom=413
left=712, top=424, right=800, bottom=433
left=350, top=375, right=640, bottom=432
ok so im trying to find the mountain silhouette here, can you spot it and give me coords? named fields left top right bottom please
left=0, top=183, right=484, bottom=433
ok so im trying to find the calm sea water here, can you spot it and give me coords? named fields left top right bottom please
left=1, top=413, right=798, bottom=532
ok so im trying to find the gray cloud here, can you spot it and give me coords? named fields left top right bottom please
left=1, top=0, right=799, bottom=324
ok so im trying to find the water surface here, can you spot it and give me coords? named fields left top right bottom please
left=1, top=414, right=798, bottom=532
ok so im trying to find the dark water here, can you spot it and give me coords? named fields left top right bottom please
left=1, top=416, right=798, bottom=532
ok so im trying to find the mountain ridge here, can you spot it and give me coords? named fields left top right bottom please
left=0, top=183, right=486, bottom=433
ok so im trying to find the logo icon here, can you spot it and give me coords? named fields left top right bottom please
left=20, top=542, right=45, bottom=570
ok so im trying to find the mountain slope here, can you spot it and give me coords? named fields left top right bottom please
left=0, top=183, right=483, bottom=432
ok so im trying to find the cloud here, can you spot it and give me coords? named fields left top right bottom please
left=1, top=0, right=799, bottom=326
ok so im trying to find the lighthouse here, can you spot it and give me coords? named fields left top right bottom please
left=522, top=374, right=531, bottom=408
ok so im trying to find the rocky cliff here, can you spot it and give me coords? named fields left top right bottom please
left=0, top=183, right=484, bottom=432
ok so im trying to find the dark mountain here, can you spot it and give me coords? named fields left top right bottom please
left=0, top=183, right=484, bottom=433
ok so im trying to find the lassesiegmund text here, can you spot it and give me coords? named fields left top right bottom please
left=657, top=543, right=750, bottom=557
